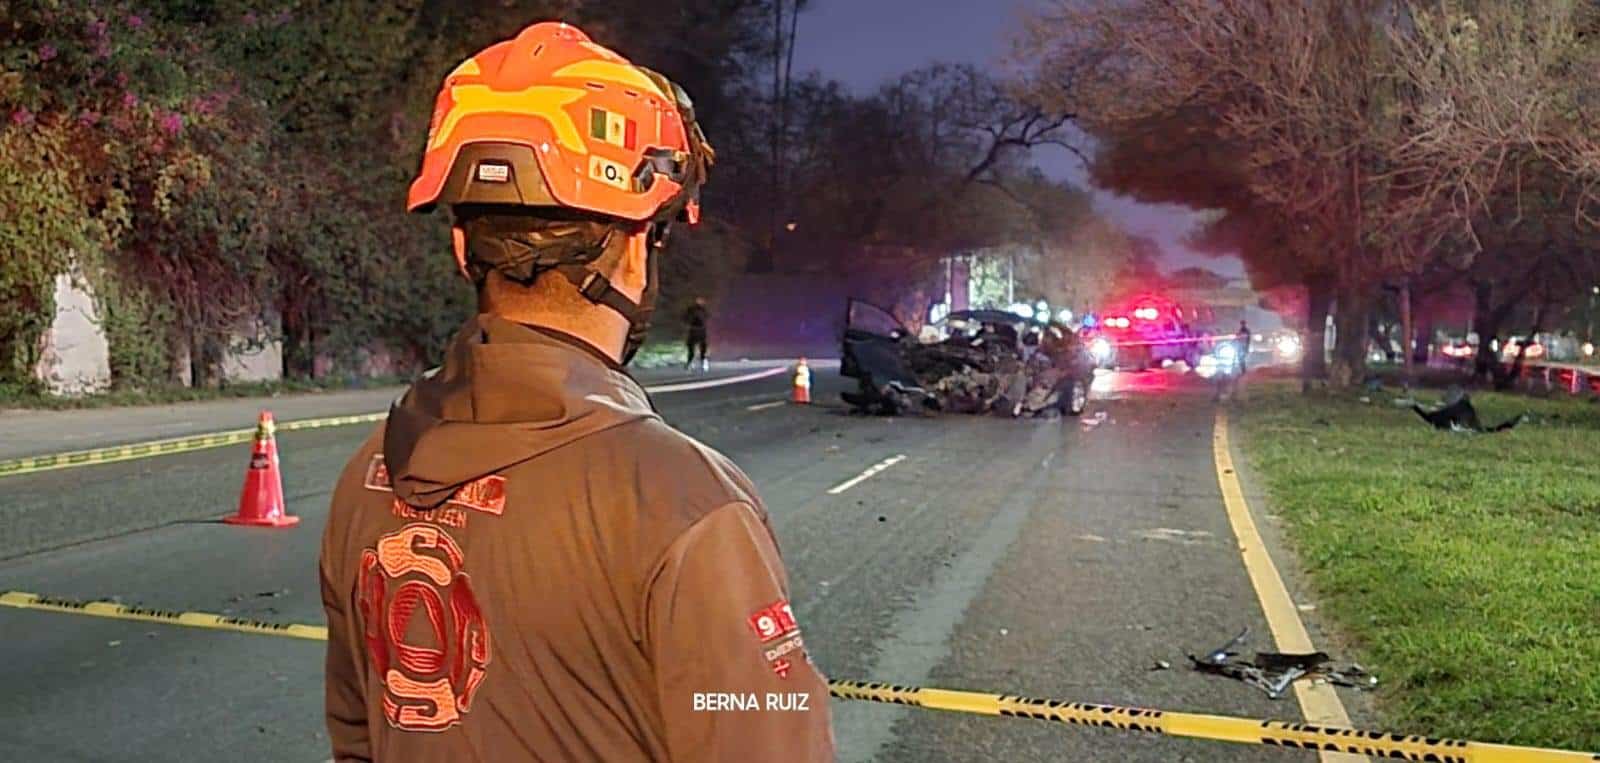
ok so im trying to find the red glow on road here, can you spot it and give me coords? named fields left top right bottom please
left=1091, top=367, right=1189, bottom=398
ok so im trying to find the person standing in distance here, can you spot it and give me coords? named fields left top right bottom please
left=1236, top=320, right=1253, bottom=375
left=319, top=21, right=835, bottom=762
left=685, top=296, right=710, bottom=371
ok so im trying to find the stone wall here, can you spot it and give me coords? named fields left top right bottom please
left=31, top=270, right=111, bottom=396
left=219, top=317, right=283, bottom=383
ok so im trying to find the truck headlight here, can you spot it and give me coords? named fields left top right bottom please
left=1090, top=338, right=1112, bottom=362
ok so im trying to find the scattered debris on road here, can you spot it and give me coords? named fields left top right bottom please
left=1186, top=627, right=1377, bottom=700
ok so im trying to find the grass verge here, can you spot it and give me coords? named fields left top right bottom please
left=1234, top=384, right=1600, bottom=751
left=628, top=339, right=692, bottom=370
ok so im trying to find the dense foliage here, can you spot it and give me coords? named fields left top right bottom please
left=1021, top=0, right=1600, bottom=387
left=1, top=1, right=1105, bottom=389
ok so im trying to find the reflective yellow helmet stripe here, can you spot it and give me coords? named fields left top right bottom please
left=429, top=85, right=590, bottom=154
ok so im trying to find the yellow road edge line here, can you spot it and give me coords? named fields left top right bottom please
left=1214, top=410, right=1365, bottom=763
left=2, top=591, right=1592, bottom=762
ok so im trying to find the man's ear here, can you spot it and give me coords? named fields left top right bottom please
left=452, top=226, right=470, bottom=279
left=609, top=229, right=651, bottom=302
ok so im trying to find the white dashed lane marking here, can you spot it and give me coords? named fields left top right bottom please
left=827, top=455, right=907, bottom=495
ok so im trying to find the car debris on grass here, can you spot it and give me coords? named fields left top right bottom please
left=1408, top=386, right=1528, bottom=433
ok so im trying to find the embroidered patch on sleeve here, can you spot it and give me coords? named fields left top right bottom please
left=748, top=599, right=806, bottom=678
left=364, top=454, right=393, bottom=491
left=747, top=599, right=798, bottom=643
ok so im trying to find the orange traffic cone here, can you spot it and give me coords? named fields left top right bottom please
left=792, top=358, right=812, bottom=404
left=224, top=411, right=300, bottom=528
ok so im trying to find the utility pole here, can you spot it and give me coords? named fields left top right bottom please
left=1007, top=252, right=1015, bottom=305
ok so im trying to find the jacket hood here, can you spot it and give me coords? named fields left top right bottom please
left=384, top=314, right=656, bottom=509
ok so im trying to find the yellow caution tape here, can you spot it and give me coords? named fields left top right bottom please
left=827, top=681, right=1598, bottom=763
left=0, top=412, right=387, bottom=479
left=2, top=589, right=1595, bottom=761
left=0, top=367, right=799, bottom=479
left=0, top=590, right=327, bottom=641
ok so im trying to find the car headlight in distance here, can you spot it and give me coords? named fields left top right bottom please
left=1090, top=337, right=1113, bottom=361
left=1216, top=343, right=1237, bottom=361
left=1276, top=335, right=1300, bottom=357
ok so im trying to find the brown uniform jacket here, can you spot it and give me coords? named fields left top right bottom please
left=320, top=315, right=835, bottom=762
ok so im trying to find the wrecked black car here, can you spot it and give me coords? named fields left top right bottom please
left=840, top=299, right=1096, bottom=417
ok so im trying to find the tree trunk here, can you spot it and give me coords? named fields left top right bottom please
left=1301, top=277, right=1332, bottom=392
left=1412, top=299, right=1433, bottom=366
left=1399, top=281, right=1414, bottom=382
left=282, top=308, right=314, bottom=380
left=190, top=329, right=220, bottom=389
left=1329, top=285, right=1372, bottom=388
left=1471, top=281, right=1499, bottom=381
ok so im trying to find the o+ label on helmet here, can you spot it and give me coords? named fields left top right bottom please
left=588, top=155, right=631, bottom=191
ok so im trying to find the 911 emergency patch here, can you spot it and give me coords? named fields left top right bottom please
left=747, top=599, right=798, bottom=643
left=748, top=599, right=806, bottom=678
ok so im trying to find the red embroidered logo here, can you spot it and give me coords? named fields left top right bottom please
left=357, top=524, right=491, bottom=732
left=449, top=473, right=506, bottom=515
left=747, top=599, right=798, bottom=644
left=364, top=455, right=506, bottom=517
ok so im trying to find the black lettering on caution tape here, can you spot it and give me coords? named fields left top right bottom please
left=998, top=697, right=1167, bottom=734
left=117, top=604, right=190, bottom=621
left=1258, top=721, right=1471, bottom=762
left=34, top=594, right=93, bottom=610
left=217, top=616, right=293, bottom=631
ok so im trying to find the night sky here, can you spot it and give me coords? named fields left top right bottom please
left=790, top=0, right=1243, bottom=278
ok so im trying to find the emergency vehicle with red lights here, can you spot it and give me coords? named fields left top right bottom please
left=1081, top=293, right=1210, bottom=371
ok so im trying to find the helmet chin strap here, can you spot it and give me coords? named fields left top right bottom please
left=554, top=228, right=661, bottom=365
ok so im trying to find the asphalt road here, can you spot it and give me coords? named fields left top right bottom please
left=0, top=365, right=1356, bottom=762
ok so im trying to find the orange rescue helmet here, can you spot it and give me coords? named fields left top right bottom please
left=407, top=21, right=711, bottom=227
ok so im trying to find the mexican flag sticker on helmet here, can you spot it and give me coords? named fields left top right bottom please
left=589, top=107, right=637, bottom=150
